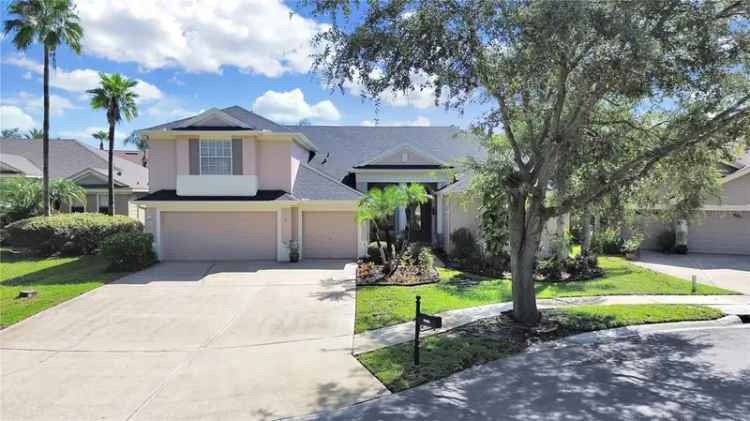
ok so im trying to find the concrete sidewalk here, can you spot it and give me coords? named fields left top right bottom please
left=353, top=294, right=750, bottom=354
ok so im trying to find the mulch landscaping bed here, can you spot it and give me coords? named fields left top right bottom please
left=357, top=262, right=440, bottom=286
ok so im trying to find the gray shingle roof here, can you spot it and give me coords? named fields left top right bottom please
left=142, top=106, right=290, bottom=132
left=0, top=153, right=42, bottom=176
left=0, top=138, right=148, bottom=190
left=291, top=163, right=362, bottom=200
left=290, top=125, right=485, bottom=181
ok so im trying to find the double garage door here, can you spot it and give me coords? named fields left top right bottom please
left=688, top=211, right=750, bottom=255
left=160, top=211, right=358, bottom=260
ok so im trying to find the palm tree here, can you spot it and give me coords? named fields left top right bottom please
left=49, top=177, right=85, bottom=210
left=401, top=183, right=429, bottom=241
left=4, top=0, right=83, bottom=216
left=92, top=129, right=108, bottom=150
left=1, top=128, right=22, bottom=138
left=124, top=131, right=149, bottom=167
left=87, top=73, right=138, bottom=216
left=24, top=128, right=44, bottom=139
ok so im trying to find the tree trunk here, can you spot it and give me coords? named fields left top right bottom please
left=582, top=205, right=593, bottom=254
left=42, top=47, right=50, bottom=217
left=508, top=193, right=545, bottom=325
left=107, top=121, right=115, bottom=216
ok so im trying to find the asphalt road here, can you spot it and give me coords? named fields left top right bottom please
left=302, top=325, right=750, bottom=421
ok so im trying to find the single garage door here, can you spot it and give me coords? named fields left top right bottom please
left=161, top=211, right=276, bottom=260
left=689, top=211, right=750, bottom=255
left=302, top=211, right=357, bottom=259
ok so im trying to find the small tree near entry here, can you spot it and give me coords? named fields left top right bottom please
left=358, top=183, right=429, bottom=275
left=309, top=0, right=749, bottom=325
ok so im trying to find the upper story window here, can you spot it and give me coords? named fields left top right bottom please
left=200, top=139, right=232, bottom=175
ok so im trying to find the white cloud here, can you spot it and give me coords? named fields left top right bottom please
left=359, top=116, right=431, bottom=126
left=5, top=54, right=163, bottom=102
left=22, top=72, right=32, bottom=80
left=252, top=89, right=341, bottom=124
left=76, top=0, right=327, bottom=76
left=0, top=106, right=36, bottom=131
left=4, top=91, right=79, bottom=116
left=343, top=70, right=440, bottom=109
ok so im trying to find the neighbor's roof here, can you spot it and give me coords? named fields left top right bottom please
left=291, top=125, right=485, bottom=181
left=290, top=163, right=362, bottom=201
left=142, top=106, right=290, bottom=133
left=0, top=138, right=148, bottom=190
left=0, top=153, right=42, bottom=177
left=114, top=150, right=145, bottom=165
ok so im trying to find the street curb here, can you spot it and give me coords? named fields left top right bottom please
left=528, top=315, right=744, bottom=352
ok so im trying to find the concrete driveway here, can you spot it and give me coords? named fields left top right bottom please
left=0, top=261, right=387, bottom=421
left=633, top=251, right=750, bottom=294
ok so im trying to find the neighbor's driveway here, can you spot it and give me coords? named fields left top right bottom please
left=633, top=251, right=750, bottom=294
left=0, top=261, right=387, bottom=421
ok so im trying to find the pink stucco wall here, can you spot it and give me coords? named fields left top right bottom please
left=175, top=139, right=189, bottom=175
left=257, top=140, right=292, bottom=190
left=720, top=174, right=750, bottom=206
left=148, top=140, right=176, bottom=191
left=290, top=142, right=308, bottom=191
left=242, top=138, right=257, bottom=175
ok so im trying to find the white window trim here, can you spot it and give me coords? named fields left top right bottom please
left=199, top=139, right=233, bottom=175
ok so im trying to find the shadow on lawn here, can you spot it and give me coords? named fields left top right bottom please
left=1, top=252, right=111, bottom=287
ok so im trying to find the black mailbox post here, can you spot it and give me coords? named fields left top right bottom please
left=414, top=295, right=443, bottom=365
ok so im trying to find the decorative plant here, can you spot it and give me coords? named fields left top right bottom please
left=287, top=240, right=300, bottom=262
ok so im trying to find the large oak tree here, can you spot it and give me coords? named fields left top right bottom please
left=308, top=0, right=749, bottom=324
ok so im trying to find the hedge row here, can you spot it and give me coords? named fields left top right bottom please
left=3, top=213, right=144, bottom=256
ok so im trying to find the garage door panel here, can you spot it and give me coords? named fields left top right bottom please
left=689, top=211, right=750, bottom=255
left=303, top=211, right=357, bottom=259
left=161, top=212, right=276, bottom=260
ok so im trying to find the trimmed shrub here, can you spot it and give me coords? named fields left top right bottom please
left=3, top=213, right=143, bottom=255
left=100, top=231, right=157, bottom=271
left=449, top=228, right=479, bottom=260
left=537, top=255, right=564, bottom=282
left=673, top=244, right=688, bottom=255
left=657, top=229, right=676, bottom=253
left=591, top=228, right=623, bottom=255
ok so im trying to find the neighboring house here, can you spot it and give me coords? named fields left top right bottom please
left=114, top=150, right=147, bottom=167
left=641, top=149, right=750, bottom=255
left=136, top=106, right=484, bottom=261
left=0, top=138, right=149, bottom=218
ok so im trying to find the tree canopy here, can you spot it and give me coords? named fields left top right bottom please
left=309, top=0, right=749, bottom=324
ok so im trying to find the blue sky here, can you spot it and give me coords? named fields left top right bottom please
left=1, top=0, right=484, bottom=150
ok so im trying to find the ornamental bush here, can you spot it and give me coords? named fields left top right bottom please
left=3, top=213, right=143, bottom=255
left=100, top=231, right=157, bottom=271
left=449, top=228, right=479, bottom=260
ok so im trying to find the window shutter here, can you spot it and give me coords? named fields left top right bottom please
left=189, top=139, right=199, bottom=174
left=232, top=139, right=243, bottom=175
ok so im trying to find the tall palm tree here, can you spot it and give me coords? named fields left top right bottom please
left=24, top=128, right=44, bottom=139
left=87, top=73, right=138, bottom=216
left=4, top=0, right=83, bottom=216
left=92, top=129, right=108, bottom=150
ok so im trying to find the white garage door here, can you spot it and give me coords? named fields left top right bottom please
left=302, top=211, right=357, bottom=259
left=689, top=211, right=750, bottom=255
left=161, top=211, right=276, bottom=260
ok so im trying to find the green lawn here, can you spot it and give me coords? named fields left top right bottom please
left=355, top=255, right=735, bottom=333
left=0, top=249, right=126, bottom=328
left=358, top=304, right=724, bottom=392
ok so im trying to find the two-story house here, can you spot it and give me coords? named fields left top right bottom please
left=136, top=106, right=484, bottom=261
